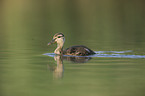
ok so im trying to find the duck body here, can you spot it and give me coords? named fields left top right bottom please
left=63, top=45, right=95, bottom=56
left=48, top=33, right=95, bottom=56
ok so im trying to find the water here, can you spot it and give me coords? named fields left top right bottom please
left=1, top=43, right=145, bottom=96
left=43, top=50, right=145, bottom=96
left=44, top=50, right=145, bottom=58
left=1, top=0, right=145, bottom=96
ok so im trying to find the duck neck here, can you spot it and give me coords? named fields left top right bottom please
left=54, top=43, right=64, bottom=55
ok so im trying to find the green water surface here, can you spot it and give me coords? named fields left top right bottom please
left=0, top=0, right=145, bottom=96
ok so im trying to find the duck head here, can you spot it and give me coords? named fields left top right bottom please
left=48, top=33, right=65, bottom=55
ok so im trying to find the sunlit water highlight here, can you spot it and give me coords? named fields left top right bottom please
left=43, top=50, right=145, bottom=58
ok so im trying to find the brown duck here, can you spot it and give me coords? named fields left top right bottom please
left=48, top=33, right=95, bottom=56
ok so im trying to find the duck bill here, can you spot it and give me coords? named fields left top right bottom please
left=48, top=39, right=56, bottom=46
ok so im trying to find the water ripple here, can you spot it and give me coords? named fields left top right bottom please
left=43, top=50, right=145, bottom=58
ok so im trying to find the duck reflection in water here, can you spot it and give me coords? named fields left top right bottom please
left=51, top=55, right=64, bottom=79
left=63, top=56, right=92, bottom=63
left=48, top=54, right=92, bottom=79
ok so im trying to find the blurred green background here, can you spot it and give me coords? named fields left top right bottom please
left=1, top=0, right=145, bottom=50
left=0, top=0, right=145, bottom=96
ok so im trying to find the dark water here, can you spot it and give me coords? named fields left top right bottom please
left=1, top=0, right=145, bottom=96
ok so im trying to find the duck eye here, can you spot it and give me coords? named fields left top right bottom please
left=58, top=36, right=61, bottom=38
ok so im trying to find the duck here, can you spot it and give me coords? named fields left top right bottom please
left=48, top=33, right=95, bottom=56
